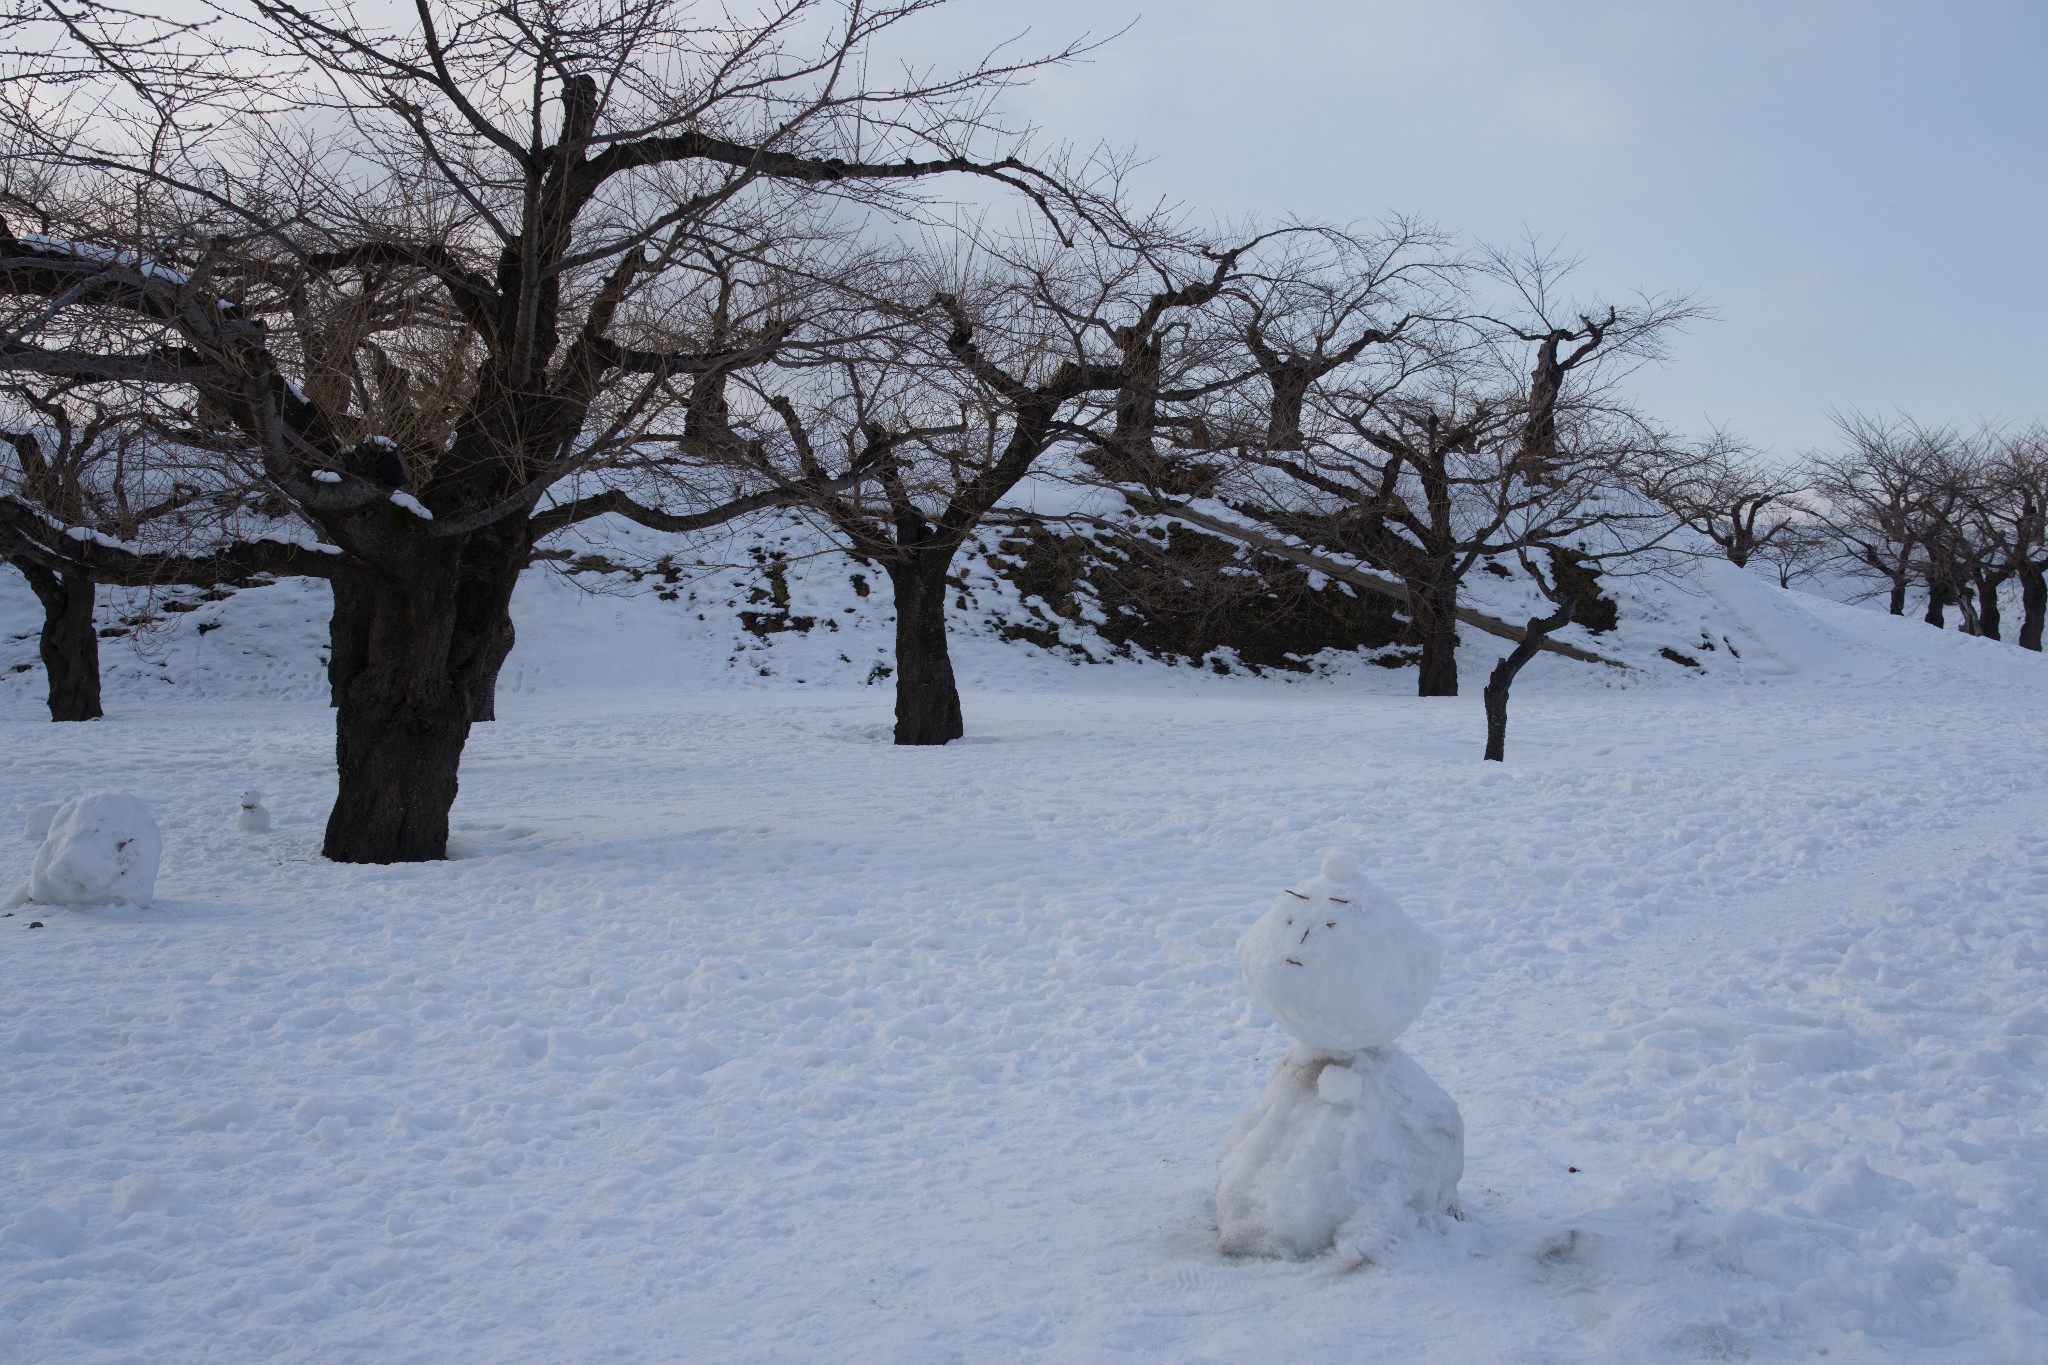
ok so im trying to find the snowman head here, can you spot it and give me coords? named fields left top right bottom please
left=1238, top=848, right=1442, bottom=1056
left=239, top=790, right=264, bottom=810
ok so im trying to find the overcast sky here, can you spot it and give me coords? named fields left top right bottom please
left=914, top=0, right=2048, bottom=454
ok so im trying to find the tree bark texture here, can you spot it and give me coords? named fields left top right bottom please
left=887, top=555, right=964, bottom=746
left=320, top=523, right=527, bottom=863
left=15, top=560, right=102, bottom=721
left=1923, top=580, right=1949, bottom=628
left=1976, top=578, right=2002, bottom=642
left=470, top=615, right=517, bottom=722
left=1411, top=579, right=1460, bottom=697
left=2020, top=564, right=2045, bottom=652
left=1481, top=673, right=1510, bottom=762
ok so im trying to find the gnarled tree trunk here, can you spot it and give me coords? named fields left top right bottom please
left=1483, top=597, right=1576, bottom=762
left=1923, top=578, right=1949, bottom=628
left=1975, top=576, right=2003, bottom=642
left=321, top=524, right=527, bottom=863
left=16, top=561, right=102, bottom=721
left=470, top=615, right=516, bottom=722
left=886, top=553, right=963, bottom=746
left=2019, top=563, right=2045, bottom=651
left=1410, top=577, right=1460, bottom=697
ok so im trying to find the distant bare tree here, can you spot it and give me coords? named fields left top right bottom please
left=1650, top=430, right=1804, bottom=569
left=1749, top=517, right=1832, bottom=590
left=1809, top=415, right=1946, bottom=616
left=1204, top=246, right=1695, bottom=696
left=0, top=380, right=256, bottom=718
left=1997, top=427, right=2048, bottom=650
left=777, top=221, right=1241, bottom=743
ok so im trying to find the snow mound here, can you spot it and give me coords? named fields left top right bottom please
left=22, top=792, right=162, bottom=907
left=1238, top=850, right=1442, bottom=1054
left=1216, top=1043, right=1464, bottom=1263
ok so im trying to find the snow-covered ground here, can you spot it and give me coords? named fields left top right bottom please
left=4, top=547, right=2047, bottom=1362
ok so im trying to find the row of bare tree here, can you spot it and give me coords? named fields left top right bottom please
left=1653, top=417, right=2048, bottom=649
left=0, top=1, right=1839, bottom=863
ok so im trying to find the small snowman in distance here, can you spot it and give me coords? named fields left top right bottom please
left=1216, top=850, right=1464, bottom=1265
left=236, top=790, right=271, bottom=833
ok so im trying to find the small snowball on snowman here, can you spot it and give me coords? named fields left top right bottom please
left=1217, top=850, right=1463, bottom=1265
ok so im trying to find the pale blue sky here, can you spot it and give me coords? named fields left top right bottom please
left=926, top=0, right=2048, bottom=454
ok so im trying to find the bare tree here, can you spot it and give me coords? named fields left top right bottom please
left=0, top=0, right=1084, bottom=860
left=1196, top=246, right=1693, bottom=696
left=0, top=379, right=256, bottom=718
left=1942, top=444, right=2018, bottom=638
left=769, top=220, right=1240, bottom=743
left=1997, top=427, right=2048, bottom=651
left=1649, top=430, right=1804, bottom=569
left=1749, top=516, right=1832, bottom=590
left=1477, top=442, right=1679, bottom=760
left=1808, top=415, right=1946, bottom=617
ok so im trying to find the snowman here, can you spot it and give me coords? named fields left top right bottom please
left=1216, top=850, right=1464, bottom=1265
left=236, top=790, right=271, bottom=833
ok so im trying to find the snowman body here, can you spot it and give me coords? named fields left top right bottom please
left=1218, top=851, right=1463, bottom=1263
left=236, top=791, right=271, bottom=833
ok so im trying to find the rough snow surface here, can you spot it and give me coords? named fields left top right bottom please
left=4, top=541, right=2048, bottom=1360
left=1238, top=850, right=1442, bottom=1053
left=21, top=792, right=161, bottom=907
left=1216, top=1042, right=1464, bottom=1263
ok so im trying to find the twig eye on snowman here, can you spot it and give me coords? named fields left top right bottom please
left=1216, top=850, right=1465, bottom=1266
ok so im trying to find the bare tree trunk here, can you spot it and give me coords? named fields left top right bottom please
left=1924, top=578, right=1949, bottom=628
left=327, top=575, right=370, bottom=709
left=321, top=531, right=525, bottom=863
left=1481, top=670, right=1511, bottom=762
left=1411, top=578, right=1460, bottom=697
left=1976, top=576, right=2002, bottom=641
left=2020, top=563, right=2045, bottom=651
left=886, top=554, right=964, bottom=746
left=1483, top=600, right=1574, bottom=761
left=15, top=561, right=102, bottom=721
left=470, top=615, right=516, bottom=722
left=1887, top=577, right=1909, bottom=616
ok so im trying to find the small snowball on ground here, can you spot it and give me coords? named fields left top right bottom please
left=1217, top=1044, right=1464, bottom=1263
left=1238, top=849, right=1442, bottom=1055
left=26, top=793, right=162, bottom=907
left=236, top=791, right=270, bottom=833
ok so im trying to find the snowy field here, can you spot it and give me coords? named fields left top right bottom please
left=4, top=557, right=2048, bottom=1363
